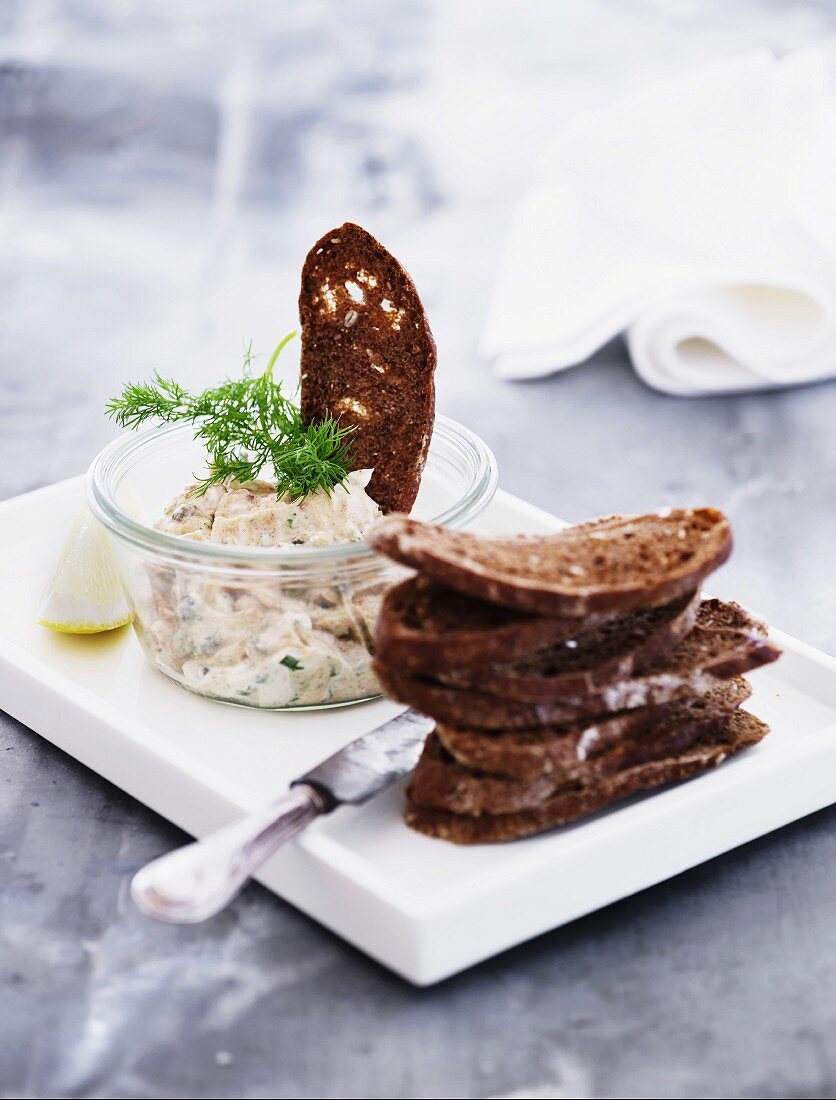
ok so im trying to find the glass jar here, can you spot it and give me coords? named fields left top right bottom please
left=86, top=417, right=497, bottom=710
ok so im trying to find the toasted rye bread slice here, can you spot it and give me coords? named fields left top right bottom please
left=374, top=599, right=780, bottom=728
left=367, top=509, right=732, bottom=615
left=414, top=679, right=750, bottom=811
left=299, top=223, right=436, bottom=514
left=436, top=588, right=701, bottom=701
left=404, top=709, right=769, bottom=843
left=436, top=677, right=752, bottom=781
left=376, top=574, right=633, bottom=675
left=409, top=719, right=717, bottom=815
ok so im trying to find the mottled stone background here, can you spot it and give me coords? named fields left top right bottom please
left=3, top=2, right=836, bottom=1098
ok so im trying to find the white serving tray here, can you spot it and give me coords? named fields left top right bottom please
left=2, top=477, right=836, bottom=985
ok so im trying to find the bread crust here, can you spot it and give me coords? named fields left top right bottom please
left=300, top=223, right=436, bottom=514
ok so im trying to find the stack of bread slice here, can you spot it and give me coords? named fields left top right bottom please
left=367, top=510, right=781, bottom=843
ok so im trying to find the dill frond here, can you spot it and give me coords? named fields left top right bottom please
left=106, top=332, right=355, bottom=499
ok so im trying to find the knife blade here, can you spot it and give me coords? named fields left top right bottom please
left=131, top=708, right=434, bottom=923
left=294, top=706, right=433, bottom=806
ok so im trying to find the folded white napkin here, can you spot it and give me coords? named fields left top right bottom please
left=482, top=51, right=836, bottom=395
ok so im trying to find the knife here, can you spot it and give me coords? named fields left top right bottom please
left=131, top=708, right=434, bottom=923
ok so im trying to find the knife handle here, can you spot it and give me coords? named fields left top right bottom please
left=131, top=784, right=326, bottom=923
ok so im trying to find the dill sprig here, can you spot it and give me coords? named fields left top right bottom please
left=106, top=332, right=355, bottom=500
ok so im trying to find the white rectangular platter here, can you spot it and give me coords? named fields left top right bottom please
left=2, top=477, right=836, bottom=985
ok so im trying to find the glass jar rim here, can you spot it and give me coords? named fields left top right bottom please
left=86, top=415, right=497, bottom=568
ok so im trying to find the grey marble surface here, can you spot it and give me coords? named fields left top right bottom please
left=3, top=2, right=836, bottom=1097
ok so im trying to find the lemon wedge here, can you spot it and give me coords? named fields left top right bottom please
left=38, top=511, right=133, bottom=634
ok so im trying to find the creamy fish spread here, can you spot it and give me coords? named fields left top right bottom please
left=156, top=470, right=381, bottom=548
left=137, top=470, right=388, bottom=707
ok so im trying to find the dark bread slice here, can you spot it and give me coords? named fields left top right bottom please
left=436, top=677, right=752, bottom=781
left=375, top=666, right=602, bottom=730
left=409, top=716, right=717, bottom=815
left=367, top=509, right=732, bottom=615
left=374, top=575, right=621, bottom=674
left=374, top=598, right=780, bottom=728
left=584, top=598, right=780, bottom=711
left=437, top=588, right=700, bottom=701
left=299, top=223, right=436, bottom=514
left=404, top=709, right=769, bottom=843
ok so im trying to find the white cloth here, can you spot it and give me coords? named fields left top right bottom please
left=482, top=51, right=836, bottom=395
